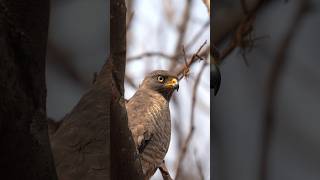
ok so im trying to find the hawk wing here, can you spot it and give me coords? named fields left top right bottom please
left=126, top=88, right=171, bottom=179
left=126, top=90, right=155, bottom=154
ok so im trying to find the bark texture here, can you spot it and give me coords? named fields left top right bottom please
left=50, top=0, right=143, bottom=179
left=50, top=64, right=112, bottom=180
left=0, top=0, right=57, bottom=179
left=110, top=0, right=144, bottom=179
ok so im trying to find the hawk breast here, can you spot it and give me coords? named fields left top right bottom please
left=126, top=89, right=171, bottom=178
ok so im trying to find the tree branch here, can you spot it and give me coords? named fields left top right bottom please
left=51, top=0, right=143, bottom=179
left=127, top=52, right=175, bottom=62
left=170, top=0, right=193, bottom=71
left=260, top=1, right=309, bottom=180
left=214, top=0, right=268, bottom=65
left=0, top=0, right=57, bottom=179
left=176, top=41, right=207, bottom=80
left=110, top=0, right=144, bottom=179
left=175, top=63, right=207, bottom=180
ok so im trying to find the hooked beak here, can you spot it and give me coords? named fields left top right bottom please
left=165, top=78, right=179, bottom=91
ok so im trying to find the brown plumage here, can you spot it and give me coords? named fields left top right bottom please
left=126, top=70, right=179, bottom=179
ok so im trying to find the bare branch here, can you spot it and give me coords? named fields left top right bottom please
left=170, top=0, right=193, bottom=71
left=215, top=0, right=261, bottom=65
left=194, top=150, right=205, bottom=180
left=159, top=160, right=173, bottom=180
left=175, top=63, right=207, bottom=180
left=127, top=52, right=174, bottom=62
left=182, top=46, right=187, bottom=66
left=176, top=41, right=207, bottom=80
left=185, top=20, right=209, bottom=51
left=260, top=1, right=309, bottom=180
left=202, top=0, right=210, bottom=14
left=51, top=1, right=144, bottom=179
left=213, top=0, right=268, bottom=45
left=125, top=74, right=138, bottom=89
left=127, top=20, right=208, bottom=65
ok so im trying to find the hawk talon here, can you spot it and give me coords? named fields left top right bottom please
left=158, top=160, right=173, bottom=180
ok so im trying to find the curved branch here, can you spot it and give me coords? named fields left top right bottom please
left=260, top=1, right=309, bottom=180
left=175, top=63, right=207, bottom=180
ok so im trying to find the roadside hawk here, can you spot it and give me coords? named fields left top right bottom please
left=126, top=70, right=179, bottom=179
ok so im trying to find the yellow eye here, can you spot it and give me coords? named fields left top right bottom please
left=157, top=75, right=165, bottom=82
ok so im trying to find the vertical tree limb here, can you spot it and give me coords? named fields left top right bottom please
left=110, top=0, right=144, bottom=179
left=260, top=1, right=309, bottom=180
left=175, top=63, right=207, bottom=180
left=0, top=0, right=57, bottom=179
left=169, top=0, right=193, bottom=71
left=51, top=1, right=143, bottom=180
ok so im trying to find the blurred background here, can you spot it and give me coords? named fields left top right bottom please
left=47, top=0, right=209, bottom=179
left=212, top=0, right=320, bottom=180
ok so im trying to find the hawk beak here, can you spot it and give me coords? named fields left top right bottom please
left=165, top=78, right=179, bottom=91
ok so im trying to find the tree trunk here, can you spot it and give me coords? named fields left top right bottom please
left=0, top=0, right=57, bottom=179
left=50, top=0, right=143, bottom=179
left=110, top=0, right=144, bottom=179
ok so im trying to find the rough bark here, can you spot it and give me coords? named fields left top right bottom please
left=50, top=63, right=112, bottom=180
left=0, top=0, right=57, bottom=179
left=50, top=0, right=143, bottom=179
left=110, top=0, right=144, bottom=179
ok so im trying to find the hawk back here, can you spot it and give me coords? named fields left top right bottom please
left=126, top=89, right=171, bottom=179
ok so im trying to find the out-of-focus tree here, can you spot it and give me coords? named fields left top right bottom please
left=0, top=0, right=56, bottom=179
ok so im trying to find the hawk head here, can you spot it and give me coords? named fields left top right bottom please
left=140, top=70, right=179, bottom=100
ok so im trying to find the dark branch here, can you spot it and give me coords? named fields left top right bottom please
left=214, top=0, right=265, bottom=65
left=127, top=52, right=174, bottom=62
left=175, top=63, right=207, bottom=180
left=260, top=1, right=309, bottom=180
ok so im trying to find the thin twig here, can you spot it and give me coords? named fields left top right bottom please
left=260, top=1, right=308, bottom=180
left=176, top=41, right=207, bottom=80
left=125, top=74, right=138, bottom=89
left=214, top=0, right=269, bottom=65
left=127, top=20, right=208, bottom=64
left=181, top=46, right=190, bottom=78
left=170, top=0, right=193, bottom=71
left=182, top=47, right=187, bottom=66
left=127, top=52, right=174, bottom=62
left=173, top=117, right=184, bottom=150
left=159, top=160, right=173, bottom=180
left=213, top=0, right=268, bottom=46
left=184, top=20, right=210, bottom=50
left=193, top=150, right=205, bottom=180
left=217, top=9, right=255, bottom=64
left=175, top=63, right=207, bottom=180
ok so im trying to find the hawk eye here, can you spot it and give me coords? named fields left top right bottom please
left=157, top=75, right=165, bottom=82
